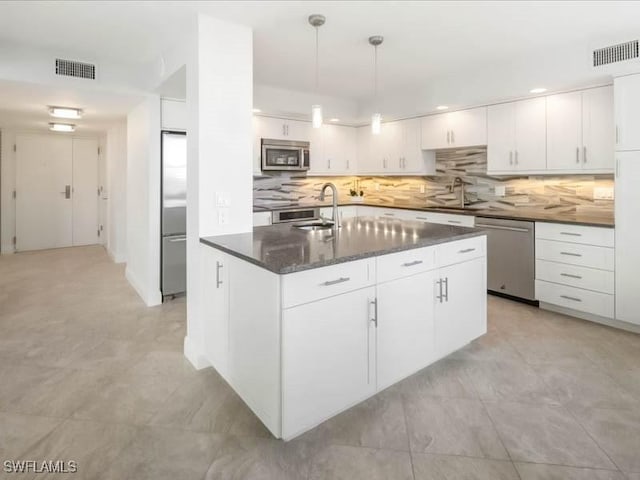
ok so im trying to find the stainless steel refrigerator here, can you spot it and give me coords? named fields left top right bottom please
left=161, top=131, right=187, bottom=297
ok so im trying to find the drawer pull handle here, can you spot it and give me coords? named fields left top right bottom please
left=459, top=248, right=476, bottom=254
left=560, top=232, right=582, bottom=237
left=560, top=294, right=582, bottom=302
left=560, top=252, right=582, bottom=257
left=448, top=220, right=462, bottom=224
left=384, top=213, right=395, bottom=217
left=402, top=260, right=423, bottom=267
left=416, top=216, right=428, bottom=220
left=216, top=261, right=223, bottom=288
left=560, top=273, right=583, bottom=279
left=322, top=277, right=350, bottom=286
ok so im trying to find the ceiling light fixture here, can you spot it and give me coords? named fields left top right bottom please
left=329, top=118, right=340, bottom=122
left=530, top=87, right=547, bottom=94
left=252, top=108, right=262, bottom=113
left=49, top=106, right=83, bottom=119
left=369, top=35, right=384, bottom=135
left=309, top=14, right=326, bottom=129
left=49, top=122, right=76, bottom=132
left=436, top=105, right=449, bottom=111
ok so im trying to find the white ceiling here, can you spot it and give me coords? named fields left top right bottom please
left=0, top=0, right=639, bottom=124
left=0, top=80, right=142, bottom=134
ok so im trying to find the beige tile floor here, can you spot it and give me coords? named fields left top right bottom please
left=1, top=245, right=640, bottom=479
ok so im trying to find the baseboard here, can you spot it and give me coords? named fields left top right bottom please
left=0, top=243, right=14, bottom=255
left=125, top=266, right=162, bottom=307
left=540, top=302, right=640, bottom=334
left=107, top=247, right=126, bottom=264
left=184, top=335, right=211, bottom=370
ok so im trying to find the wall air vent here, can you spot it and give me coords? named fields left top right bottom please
left=55, top=58, right=96, bottom=80
left=593, top=40, right=639, bottom=67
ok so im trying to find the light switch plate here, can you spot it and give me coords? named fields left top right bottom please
left=494, top=185, right=506, bottom=197
left=218, top=208, right=229, bottom=225
left=216, top=192, right=231, bottom=207
left=594, top=187, right=614, bottom=200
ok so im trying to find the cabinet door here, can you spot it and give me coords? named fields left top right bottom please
left=252, top=116, right=264, bottom=174
left=449, top=107, right=487, bottom=148
left=286, top=120, right=311, bottom=141
left=342, top=126, right=358, bottom=173
left=514, top=97, right=546, bottom=171
left=307, top=124, right=325, bottom=175
left=382, top=121, right=403, bottom=172
left=546, top=91, right=583, bottom=171
left=583, top=86, right=614, bottom=171
left=421, top=114, right=449, bottom=150
left=259, top=117, right=288, bottom=140
left=201, top=247, right=230, bottom=377
left=615, top=152, right=640, bottom=325
left=614, top=74, right=640, bottom=151
left=435, top=257, right=487, bottom=358
left=487, top=103, right=515, bottom=172
left=402, top=118, right=433, bottom=173
left=377, top=271, right=436, bottom=390
left=282, top=287, right=376, bottom=438
left=356, top=126, right=372, bottom=174
left=321, top=124, right=357, bottom=174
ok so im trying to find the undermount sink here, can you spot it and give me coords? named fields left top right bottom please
left=293, top=221, right=335, bottom=231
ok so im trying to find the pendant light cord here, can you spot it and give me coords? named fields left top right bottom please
left=374, top=44, right=378, bottom=110
left=315, top=26, right=319, bottom=93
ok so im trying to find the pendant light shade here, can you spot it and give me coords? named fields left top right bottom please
left=309, top=14, right=326, bottom=129
left=369, top=35, right=384, bottom=135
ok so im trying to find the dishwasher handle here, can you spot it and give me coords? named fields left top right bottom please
left=475, top=223, right=531, bottom=233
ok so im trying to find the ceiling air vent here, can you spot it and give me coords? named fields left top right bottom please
left=593, top=40, right=639, bottom=67
left=55, top=58, right=96, bottom=80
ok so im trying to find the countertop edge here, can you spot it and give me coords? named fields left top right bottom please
left=200, top=229, right=487, bottom=275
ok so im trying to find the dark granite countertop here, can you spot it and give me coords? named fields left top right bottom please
left=253, top=203, right=614, bottom=228
left=201, top=217, right=486, bottom=274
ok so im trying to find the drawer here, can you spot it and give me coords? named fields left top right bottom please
left=437, top=236, right=486, bottom=267
left=536, top=260, right=614, bottom=294
left=377, top=246, right=437, bottom=283
left=377, top=208, right=415, bottom=221
left=282, top=258, right=375, bottom=308
left=536, top=280, right=614, bottom=318
left=413, top=212, right=475, bottom=227
left=536, top=239, right=614, bottom=271
left=536, top=222, right=614, bottom=247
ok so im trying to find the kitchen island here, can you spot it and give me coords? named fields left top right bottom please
left=199, top=217, right=487, bottom=439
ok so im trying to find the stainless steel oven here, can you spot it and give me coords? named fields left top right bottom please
left=261, top=138, right=310, bottom=172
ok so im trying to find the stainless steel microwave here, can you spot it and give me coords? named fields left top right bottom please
left=261, top=138, right=310, bottom=172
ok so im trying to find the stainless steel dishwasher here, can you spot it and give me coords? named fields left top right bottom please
left=475, top=217, right=536, bottom=302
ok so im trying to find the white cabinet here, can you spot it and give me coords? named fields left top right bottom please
left=309, top=124, right=357, bottom=175
left=435, top=256, right=487, bottom=358
left=161, top=99, right=186, bottom=131
left=253, top=211, right=272, bottom=226
left=614, top=74, right=640, bottom=151
left=282, top=286, right=376, bottom=437
left=421, top=107, right=487, bottom=150
left=487, top=97, right=546, bottom=174
left=546, top=87, right=614, bottom=172
left=257, top=116, right=310, bottom=141
left=377, top=270, right=437, bottom=390
left=615, top=151, right=640, bottom=325
left=411, top=210, right=475, bottom=227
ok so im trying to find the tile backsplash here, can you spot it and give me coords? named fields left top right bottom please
left=254, top=147, right=614, bottom=219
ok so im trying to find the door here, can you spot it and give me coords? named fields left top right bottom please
left=377, top=271, right=436, bottom=390
left=72, top=138, right=99, bottom=246
left=435, top=258, right=487, bottom=358
left=546, top=91, right=582, bottom=171
left=614, top=74, right=640, bottom=151
left=615, top=152, right=640, bottom=325
left=15, top=134, right=73, bottom=251
left=282, top=287, right=376, bottom=438
left=514, top=97, right=546, bottom=171
left=487, top=103, right=515, bottom=172
left=583, top=86, right=614, bottom=171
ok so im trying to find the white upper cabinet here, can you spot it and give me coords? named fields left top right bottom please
left=421, top=107, right=487, bottom=150
left=487, top=97, right=546, bottom=174
left=256, top=116, right=310, bottom=141
left=546, top=87, right=613, bottom=172
left=309, top=124, right=357, bottom=175
left=161, top=99, right=187, bottom=131
left=614, top=74, right=640, bottom=151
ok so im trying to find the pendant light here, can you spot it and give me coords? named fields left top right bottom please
left=309, top=14, right=325, bottom=128
left=369, top=35, right=384, bottom=135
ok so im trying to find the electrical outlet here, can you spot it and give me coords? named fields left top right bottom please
left=375, top=183, right=380, bottom=191
left=218, top=208, right=229, bottom=225
left=420, top=185, right=426, bottom=194
left=593, top=187, right=614, bottom=200
left=494, top=185, right=506, bottom=197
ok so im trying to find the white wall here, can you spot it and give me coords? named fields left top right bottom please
left=0, top=129, right=16, bottom=254
left=106, top=121, right=127, bottom=262
left=125, top=97, right=161, bottom=306
left=183, top=14, right=253, bottom=369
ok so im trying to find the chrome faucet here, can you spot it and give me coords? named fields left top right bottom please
left=449, top=177, right=466, bottom=208
left=319, top=182, right=339, bottom=227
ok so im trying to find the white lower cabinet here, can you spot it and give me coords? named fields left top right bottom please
left=282, top=286, right=376, bottom=438
left=435, top=257, right=487, bottom=358
left=377, top=270, right=437, bottom=390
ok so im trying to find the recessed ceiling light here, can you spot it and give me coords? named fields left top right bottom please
left=49, top=106, right=83, bottom=119
left=436, top=105, right=449, bottom=110
left=329, top=118, right=340, bottom=122
left=49, top=122, right=75, bottom=132
left=529, top=88, right=547, bottom=94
